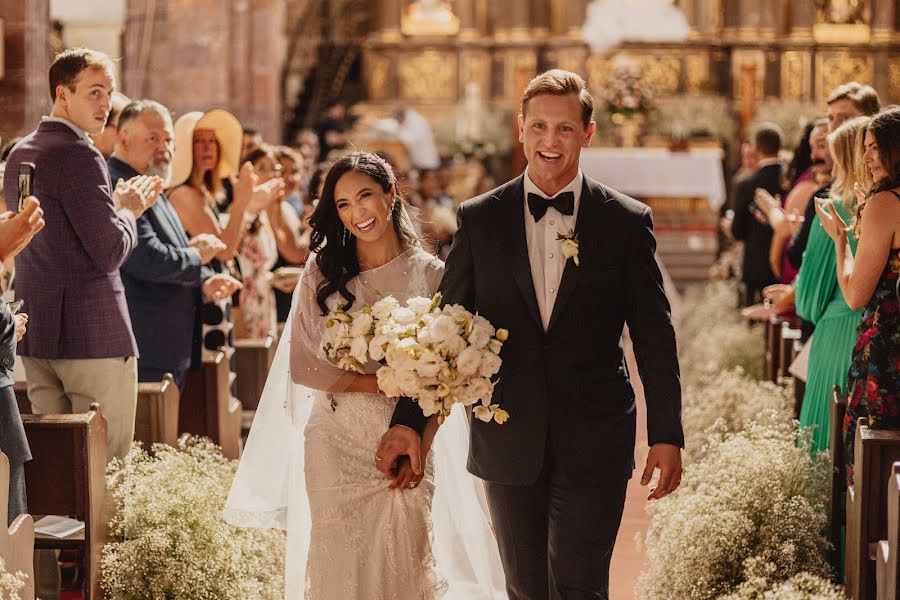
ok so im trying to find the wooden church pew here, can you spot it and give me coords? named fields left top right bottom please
left=233, top=335, right=276, bottom=413
left=830, top=386, right=848, bottom=576
left=23, top=403, right=107, bottom=599
left=876, top=462, right=900, bottom=600
left=135, top=373, right=180, bottom=447
left=179, top=348, right=242, bottom=459
left=846, top=420, right=900, bottom=600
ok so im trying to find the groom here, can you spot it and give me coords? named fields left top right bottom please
left=378, top=69, right=684, bottom=599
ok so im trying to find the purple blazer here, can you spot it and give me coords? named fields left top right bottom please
left=3, top=120, right=139, bottom=359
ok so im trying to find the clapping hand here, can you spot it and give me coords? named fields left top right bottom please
left=231, top=162, right=259, bottom=212
left=114, top=175, right=162, bottom=218
left=14, top=313, right=27, bottom=342
left=814, top=198, right=849, bottom=245
left=202, top=273, right=243, bottom=302
left=0, top=196, right=45, bottom=261
left=188, top=233, right=226, bottom=265
left=248, top=178, right=285, bottom=214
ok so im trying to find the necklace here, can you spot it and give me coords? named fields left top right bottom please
left=358, top=246, right=406, bottom=272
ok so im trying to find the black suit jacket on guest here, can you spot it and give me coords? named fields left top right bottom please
left=731, top=162, right=784, bottom=285
left=399, top=174, right=684, bottom=486
left=110, top=157, right=210, bottom=379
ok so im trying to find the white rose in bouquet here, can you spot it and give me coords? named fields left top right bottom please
left=407, top=296, right=435, bottom=317
left=376, top=367, right=401, bottom=397
left=371, top=297, right=400, bottom=321
left=479, top=351, right=502, bottom=378
left=396, top=369, right=422, bottom=397
left=349, top=311, right=374, bottom=337
left=468, top=315, right=494, bottom=349
left=390, top=306, right=417, bottom=326
left=418, top=314, right=458, bottom=345
left=349, top=335, right=369, bottom=366
left=456, top=345, right=483, bottom=377
left=439, top=334, right=468, bottom=358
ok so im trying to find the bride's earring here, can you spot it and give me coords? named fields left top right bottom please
left=342, top=226, right=349, bottom=246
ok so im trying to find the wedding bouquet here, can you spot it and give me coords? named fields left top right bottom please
left=322, top=293, right=510, bottom=424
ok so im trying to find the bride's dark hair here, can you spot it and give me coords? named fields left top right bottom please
left=309, top=151, right=419, bottom=315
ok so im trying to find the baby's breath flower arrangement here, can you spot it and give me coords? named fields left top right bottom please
left=0, top=557, right=26, bottom=599
left=682, top=368, right=793, bottom=463
left=101, top=439, right=285, bottom=599
left=718, top=570, right=847, bottom=600
left=637, top=420, right=831, bottom=600
left=680, top=320, right=765, bottom=385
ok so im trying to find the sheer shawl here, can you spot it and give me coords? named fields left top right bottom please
left=224, top=246, right=506, bottom=599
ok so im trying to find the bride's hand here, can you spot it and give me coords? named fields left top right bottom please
left=391, top=418, right=439, bottom=491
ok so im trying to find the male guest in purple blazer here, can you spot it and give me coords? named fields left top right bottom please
left=3, top=48, right=158, bottom=462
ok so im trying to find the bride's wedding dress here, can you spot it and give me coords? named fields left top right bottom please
left=225, top=245, right=506, bottom=599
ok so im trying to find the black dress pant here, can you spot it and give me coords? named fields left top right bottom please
left=484, top=443, right=629, bottom=600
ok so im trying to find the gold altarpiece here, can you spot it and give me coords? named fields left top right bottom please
left=357, top=0, right=899, bottom=121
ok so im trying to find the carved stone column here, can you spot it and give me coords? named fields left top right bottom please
left=697, top=0, right=723, bottom=38
left=789, top=0, right=815, bottom=40
left=0, top=0, right=51, bottom=143
left=758, top=0, right=777, bottom=39
left=722, top=0, right=740, bottom=37
left=738, top=0, right=761, bottom=39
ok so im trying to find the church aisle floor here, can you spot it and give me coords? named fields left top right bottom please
left=610, top=337, right=652, bottom=600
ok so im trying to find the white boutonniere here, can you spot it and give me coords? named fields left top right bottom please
left=556, top=230, right=580, bottom=266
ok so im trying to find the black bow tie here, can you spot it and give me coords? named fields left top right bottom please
left=527, top=191, right=575, bottom=222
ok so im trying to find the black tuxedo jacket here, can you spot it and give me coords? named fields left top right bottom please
left=397, top=174, right=684, bottom=486
left=731, top=162, right=784, bottom=285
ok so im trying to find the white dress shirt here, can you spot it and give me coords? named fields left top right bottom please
left=523, top=168, right=584, bottom=330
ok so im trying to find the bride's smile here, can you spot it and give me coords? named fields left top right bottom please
left=334, top=169, right=396, bottom=246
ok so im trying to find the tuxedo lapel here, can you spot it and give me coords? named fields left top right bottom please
left=546, top=178, right=603, bottom=333
left=497, top=176, right=543, bottom=330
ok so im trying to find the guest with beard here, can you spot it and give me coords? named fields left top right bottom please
left=112, top=100, right=242, bottom=388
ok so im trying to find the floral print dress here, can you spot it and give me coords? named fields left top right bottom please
left=237, top=214, right=278, bottom=339
left=843, top=191, right=900, bottom=485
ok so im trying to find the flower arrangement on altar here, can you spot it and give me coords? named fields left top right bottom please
left=604, top=63, right=655, bottom=119
left=101, top=439, right=285, bottom=599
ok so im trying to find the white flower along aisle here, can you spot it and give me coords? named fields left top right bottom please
left=636, top=281, right=846, bottom=600
left=101, top=439, right=285, bottom=599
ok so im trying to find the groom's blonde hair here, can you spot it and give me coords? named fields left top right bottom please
left=521, top=69, right=594, bottom=129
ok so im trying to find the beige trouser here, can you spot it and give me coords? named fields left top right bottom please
left=22, top=356, right=138, bottom=462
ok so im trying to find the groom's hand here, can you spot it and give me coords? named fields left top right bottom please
left=375, top=425, right=422, bottom=481
left=641, top=443, right=682, bottom=501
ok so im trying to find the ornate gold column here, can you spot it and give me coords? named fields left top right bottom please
left=722, top=0, right=740, bottom=39
left=530, top=0, right=550, bottom=38
left=789, top=0, right=815, bottom=41
left=376, top=0, right=402, bottom=41
left=758, top=0, right=777, bottom=40
left=457, top=0, right=479, bottom=39
left=678, top=0, right=700, bottom=38
left=495, top=1, right=530, bottom=41
left=871, top=0, right=895, bottom=43
left=697, top=0, right=723, bottom=38
left=564, top=0, right=587, bottom=38
left=737, top=0, right=761, bottom=39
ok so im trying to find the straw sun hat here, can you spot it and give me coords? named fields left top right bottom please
left=170, top=108, right=243, bottom=188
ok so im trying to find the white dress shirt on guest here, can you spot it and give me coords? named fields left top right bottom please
left=523, top=168, right=584, bottom=330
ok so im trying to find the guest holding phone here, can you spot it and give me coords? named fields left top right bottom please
left=0, top=194, right=44, bottom=525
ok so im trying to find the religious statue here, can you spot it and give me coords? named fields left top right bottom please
left=401, top=0, right=460, bottom=36
left=815, top=0, right=867, bottom=24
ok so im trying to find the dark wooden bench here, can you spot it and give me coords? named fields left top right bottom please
left=876, top=462, right=900, bottom=600
left=830, top=386, right=848, bottom=576
left=233, top=335, right=276, bottom=413
left=23, top=404, right=107, bottom=599
left=180, top=348, right=242, bottom=459
left=765, top=316, right=783, bottom=384
left=135, top=374, right=180, bottom=447
left=846, top=419, right=900, bottom=600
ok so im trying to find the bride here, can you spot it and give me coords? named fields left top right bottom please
left=224, top=151, right=505, bottom=599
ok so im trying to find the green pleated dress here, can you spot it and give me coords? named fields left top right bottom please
left=795, top=199, right=862, bottom=454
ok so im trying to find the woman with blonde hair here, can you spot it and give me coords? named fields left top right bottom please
left=793, top=116, right=871, bottom=453
left=819, top=107, right=900, bottom=485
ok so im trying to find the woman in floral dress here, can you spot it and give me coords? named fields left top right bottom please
left=818, top=107, right=900, bottom=485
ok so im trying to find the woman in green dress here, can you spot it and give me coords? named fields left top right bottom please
left=795, top=116, right=872, bottom=453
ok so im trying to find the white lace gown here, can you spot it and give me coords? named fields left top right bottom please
left=291, top=247, right=445, bottom=599
left=304, top=391, right=444, bottom=598
left=225, top=245, right=506, bottom=600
